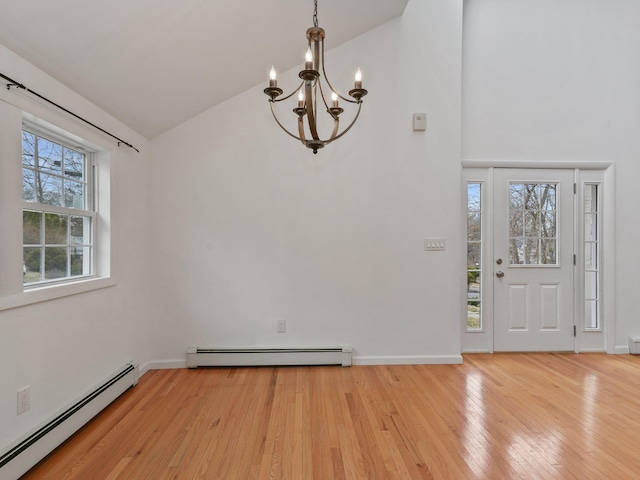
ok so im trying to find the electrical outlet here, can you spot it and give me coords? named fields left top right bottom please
left=277, top=319, right=286, bottom=333
left=17, top=386, right=31, bottom=415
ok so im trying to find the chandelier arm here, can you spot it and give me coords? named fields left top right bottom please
left=325, top=102, right=362, bottom=145
left=271, top=81, right=305, bottom=103
left=319, top=38, right=359, bottom=104
left=304, top=81, right=320, bottom=140
left=297, top=115, right=307, bottom=144
left=269, top=102, right=305, bottom=142
left=328, top=115, right=340, bottom=141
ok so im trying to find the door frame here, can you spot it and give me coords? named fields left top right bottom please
left=461, top=161, right=615, bottom=354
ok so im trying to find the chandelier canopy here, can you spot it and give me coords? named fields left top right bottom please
left=264, top=0, right=367, bottom=154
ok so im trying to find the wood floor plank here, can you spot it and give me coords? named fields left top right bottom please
left=19, top=353, right=640, bottom=479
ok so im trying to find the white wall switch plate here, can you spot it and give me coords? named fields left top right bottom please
left=424, top=237, right=446, bottom=251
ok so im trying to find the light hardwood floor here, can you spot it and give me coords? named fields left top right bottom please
left=21, top=353, right=640, bottom=479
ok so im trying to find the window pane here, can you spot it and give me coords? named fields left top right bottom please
left=44, top=213, right=68, bottom=244
left=467, top=212, right=481, bottom=241
left=524, top=238, right=539, bottom=264
left=509, top=209, right=524, bottom=237
left=541, top=212, right=556, bottom=237
left=585, top=185, right=597, bottom=213
left=22, top=131, right=35, bottom=167
left=70, top=246, right=91, bottom=276
left=70, top=216, right=91, bottom=244
left=467, top=301, right=481, bottom=330
left=468, top=184, right=481, bottom=211
left=540, top=184, right=556, bottom=210
left=23, top=211, right=42, bottom=244
left=510, top=238, right=524, bottom=264
left=585, top=242, right=597, bottom=270
left=585, top=213, right=597, bottom=240
left=585, top=271, right=598, bottom=299
left=44, top=247, right=67, bottom=279
left=585, top=300, right=598, bottom=329
left=524, top=211, right=539, bottom=237
left=64, top=180, right=85, bottom=209
left=38, top=173, right=62, bottom=206
left=37, top=137, right=63, bottom=174
left=540, top=238, right=557, bottom=264
left=22, top=168, right=37, bottom=202
left=467, top=272, right=480, bottom=299
left=63, top=148, right=85, bottom=181
left=23, top=247, right=41, bottom=284
left=467, top=243, right=481, bottom=269
left=509, top=184, right=524, bottom=209
left=524, top=185, right=539, bottom=210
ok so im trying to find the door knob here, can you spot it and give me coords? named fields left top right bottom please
left=496, top=271, right=504, bottom=278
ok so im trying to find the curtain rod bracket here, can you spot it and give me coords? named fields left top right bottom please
left=6, top=82, right=26, bottom=90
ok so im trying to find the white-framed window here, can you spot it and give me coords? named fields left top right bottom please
left=22, top=128, right=95, bottom=286
left=0, top=102, right=113, bottom=311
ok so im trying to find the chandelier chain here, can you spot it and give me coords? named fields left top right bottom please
left=313, top=0, right=318, bottom=27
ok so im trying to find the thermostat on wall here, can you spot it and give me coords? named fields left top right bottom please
left=413, top=113, right=427, bottom=131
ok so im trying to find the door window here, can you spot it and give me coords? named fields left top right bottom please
left=508, top=183, right=557, bottom=265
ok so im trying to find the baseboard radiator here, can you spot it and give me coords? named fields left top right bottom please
left=187, top=347, right=352, bottom=368
left=0, top=363, right=139, bottom=480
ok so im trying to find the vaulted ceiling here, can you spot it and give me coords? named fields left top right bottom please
left=0, top=0, right=408, bottom=139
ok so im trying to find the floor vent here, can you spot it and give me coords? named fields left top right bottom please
left=0, top=363, right=139, bottom=479
left=187, top=347, right=352, bottom=368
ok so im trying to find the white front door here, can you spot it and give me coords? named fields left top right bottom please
left=493, top=169, right=575, bottom=351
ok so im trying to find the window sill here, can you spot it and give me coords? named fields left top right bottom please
left=0, top=276, right=115, bottom=311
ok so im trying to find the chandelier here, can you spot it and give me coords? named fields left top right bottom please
left=264, top=0, right=367, bottom=154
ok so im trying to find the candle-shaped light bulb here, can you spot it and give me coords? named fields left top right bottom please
left=298, top=89, right=305, bottom=108
left=331, top=92, right=339, bottom=108
left=305, top=47, right=313, bottom=70
left=354, top=68, right=363, bottom=89
left=269, top=65, right=277, bottom=87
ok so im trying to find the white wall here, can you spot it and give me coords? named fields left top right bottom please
left=462, top=0, right=640, bottom=351
left=149, top=0, right=464, bottom=365
left=0, top=44, right=151, bottom=447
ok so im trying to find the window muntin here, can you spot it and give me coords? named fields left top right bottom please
left=467, top=183, right=482, bottom=330
left=22, top=129, right=94, bottom=286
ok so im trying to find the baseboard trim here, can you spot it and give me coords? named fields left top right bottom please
left=353, top=355, right=463, bottom=365
left=612, top=345, right=630, bottom=355
left=145, top=355, right=464, bottom=370
left=147, top=359, right=187, bottom=370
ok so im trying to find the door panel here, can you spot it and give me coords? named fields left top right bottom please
left=493, top=169, right=574, bottom=351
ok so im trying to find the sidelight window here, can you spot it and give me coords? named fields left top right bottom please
left=467, top=183, right=482, bottom=330
left=584, top=184, right=599, bottom=330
